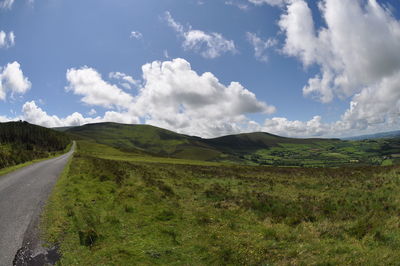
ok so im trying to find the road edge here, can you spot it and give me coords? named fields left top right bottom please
left=12, top=142, right=75, bottom=265
left=0, top=141, right=74, bottom=178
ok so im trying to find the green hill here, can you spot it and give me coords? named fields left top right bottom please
left=0, top=121, right=71, bottom=169
left=64, top=122, right=394, bottom=167
left=204, top=132, right=339, bottom=153
left=66, top=122, right=338, bottom=160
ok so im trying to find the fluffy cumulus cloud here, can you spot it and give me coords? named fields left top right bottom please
left=0, top=61, right=31, bottom=100
left=0, top=31, right=15, bottom=48
left=254, top=0, right=400, bottom=137
left=279, top=0, right=400, bottom=102
left=22, top=101, right=93, bottom=128
left=135, top=58, right=275, bottom=137
left=263, top=116, right=330, bottom=137
left=246, top=32, right=277, bottom=62
left=165, top=12, right=237, bottom=59
left=18, top=58, right=274, bottom=138
left=21, top=101, right=139, bottom=128
left=66, top=67, right=134, bottom=109
left=339, top=72, right=400, bottom=132
left=0, top=115, right=15, bottom=122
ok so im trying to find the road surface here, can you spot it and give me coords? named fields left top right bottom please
left=0, top=142, right=75, bottom=266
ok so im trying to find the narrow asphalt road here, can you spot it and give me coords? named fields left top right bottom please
left=0, top=142, right=75, bottom=266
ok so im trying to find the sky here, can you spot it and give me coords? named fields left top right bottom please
left=1, top=0, right=400, bottom=138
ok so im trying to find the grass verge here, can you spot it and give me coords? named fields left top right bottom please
left=0, top=142, right=73, bottom=177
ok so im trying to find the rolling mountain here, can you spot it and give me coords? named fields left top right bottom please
left=204, top=132, right=339, bottom=153
left=64, top=122, right=344, bottom=164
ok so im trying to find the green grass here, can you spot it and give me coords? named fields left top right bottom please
left=77, top=140, right=224, bottom=166
left=65, top=122, right=400, bottom=167
left=67, top=122, right=192, bottom=155
left=382, top=159, right=393, bottom=166
left=42, top=141, right=400, bottom=265
left=0, top=159, right=43, bottom=177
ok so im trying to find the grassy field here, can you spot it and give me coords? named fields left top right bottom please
left=42, top=140, right=400, bottom=265
left=77, top=140, right=224, bottom=166
left=63, top=122, right=400, bottom=167
left=248, top=138, right=400, bottom=167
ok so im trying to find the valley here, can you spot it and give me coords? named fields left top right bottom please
left=61, top=122, right=400, bottom=167
left=1, top=121, right=400, bottom=265
left=4, top=1, right=400, bottom=264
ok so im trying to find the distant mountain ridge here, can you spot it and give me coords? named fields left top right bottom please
left=61, top=122, right=400, bottom=166
left=63, top=122, right=345, bottom=164
left=344, top=130, right=400, bottom=140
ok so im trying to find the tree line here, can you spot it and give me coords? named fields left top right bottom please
left=0, top=121, right=71, bottom=169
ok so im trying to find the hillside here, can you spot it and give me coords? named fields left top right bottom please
left=204, top=132, right=339, bottom=153
left=0, top=121, right=71, bottom=169
left=63, top=122, right=400, bottom=166
left=43, top=140, right=400, bottom=265
left=65, top=123, right=336, bottom=162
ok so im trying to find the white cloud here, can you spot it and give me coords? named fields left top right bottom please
left=130, top=31, right=143, bottom=40
left=0, top=0, right=15, bottom=9
left=109, top=71, right=140, bottom=90
left=0, top=61, right=31, bottom=101
left=13, top=55, right=399, bottom=138
left=22, top=101, right=85, bottom=128
left=165, top=11, right=237, bottom=59
left=246, top=32, right=277, bottom=62
left=66, top=67, right=134, bottom=109
left=225, top=1, right=249, bottom=10
left=0, top=31, right=15, bottom=48
left=20, top=58, right=274, bottom=137
left=87, top=109, right=97, bottom=116
left=21, top=101, right=139, bottom=128
left=279, top=0, right=400, bottom=103
left=9, top=31, right=15, bottom=45
left=237, top=0, right=400, bottom=137
left=248, top=0, right=286, bottom=7
left=0, top=115, right=14, bottom=122
left=136, top=58, right=275, bottom=137
left=263, top=116, right=333, bottom=138
left=261, top=75, right=400, bottom=137
left=270, top=0, right=400, bottom=136
left=339, top=71, right=400, bottom=132
left=102, top=110, right=140, bottom=124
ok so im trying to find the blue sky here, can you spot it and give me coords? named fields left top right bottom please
left=1, top=0, right=400, bottom=138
